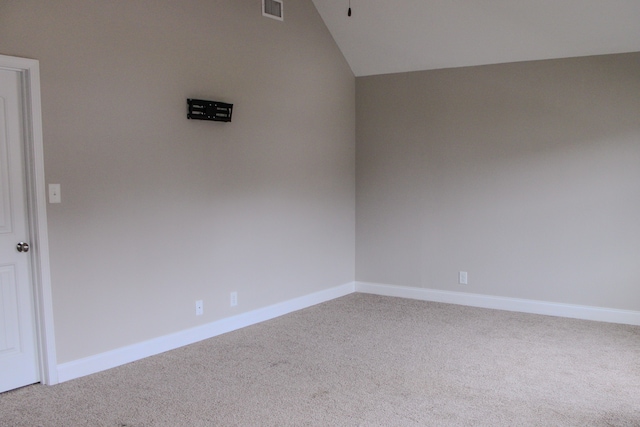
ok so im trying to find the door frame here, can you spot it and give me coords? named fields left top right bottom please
left=0, top=54, right=57, bottom=385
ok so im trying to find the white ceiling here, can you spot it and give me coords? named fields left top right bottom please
left=311, top=0, right=640, bottom=76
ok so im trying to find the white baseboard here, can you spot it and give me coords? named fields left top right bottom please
left=57, top=280, right=640, bottom=383
left=355, top=281, right=640, bottom=326
left=57, top=282, right=356, bottom=383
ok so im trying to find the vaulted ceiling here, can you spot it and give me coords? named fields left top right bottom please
left=311, top=0, right=640, bottom=76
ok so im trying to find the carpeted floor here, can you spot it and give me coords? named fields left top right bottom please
left=1, top=293, right=639, bottom=426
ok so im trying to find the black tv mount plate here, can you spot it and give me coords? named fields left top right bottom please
left=187, top=99, right=233, bottom=122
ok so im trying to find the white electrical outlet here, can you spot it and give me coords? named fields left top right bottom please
left=230, top=292, right=238, bottom=307
left=459, top=271, right=468, bottom=285
left=195, top=300, right=203, bottom=315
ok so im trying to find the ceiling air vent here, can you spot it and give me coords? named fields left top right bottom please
left=262, top=0, right=283, bottom=21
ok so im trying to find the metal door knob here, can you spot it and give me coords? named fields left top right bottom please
left=16, top=242, right=30, bottom=253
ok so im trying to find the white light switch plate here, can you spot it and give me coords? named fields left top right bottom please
left=48, top=184, right=61, bottom=203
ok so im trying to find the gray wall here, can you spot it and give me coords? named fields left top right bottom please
left=0, top=0, right=355, bottom=363
left=356, top=53, right=640, bottom=311
left=2, top=0, right=638, bottom=367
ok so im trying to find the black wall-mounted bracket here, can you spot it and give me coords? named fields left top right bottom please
left=187, top=99, right=233, bottom=122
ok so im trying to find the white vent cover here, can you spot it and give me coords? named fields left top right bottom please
left=262, top=0, right=283, bottom=21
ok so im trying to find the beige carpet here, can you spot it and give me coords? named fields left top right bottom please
left=1, top=293, right=639, bottom=426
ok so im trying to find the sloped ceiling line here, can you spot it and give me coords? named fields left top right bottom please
left=312, top=0, right=640, bottom=76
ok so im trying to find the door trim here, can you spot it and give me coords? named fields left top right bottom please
left=0, top=54, right=57, bottom=385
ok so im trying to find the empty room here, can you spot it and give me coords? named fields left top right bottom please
left=0, top=1, right=639, bottom=425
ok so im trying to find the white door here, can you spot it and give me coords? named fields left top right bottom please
left=0, top=68, right=40, bottom=392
